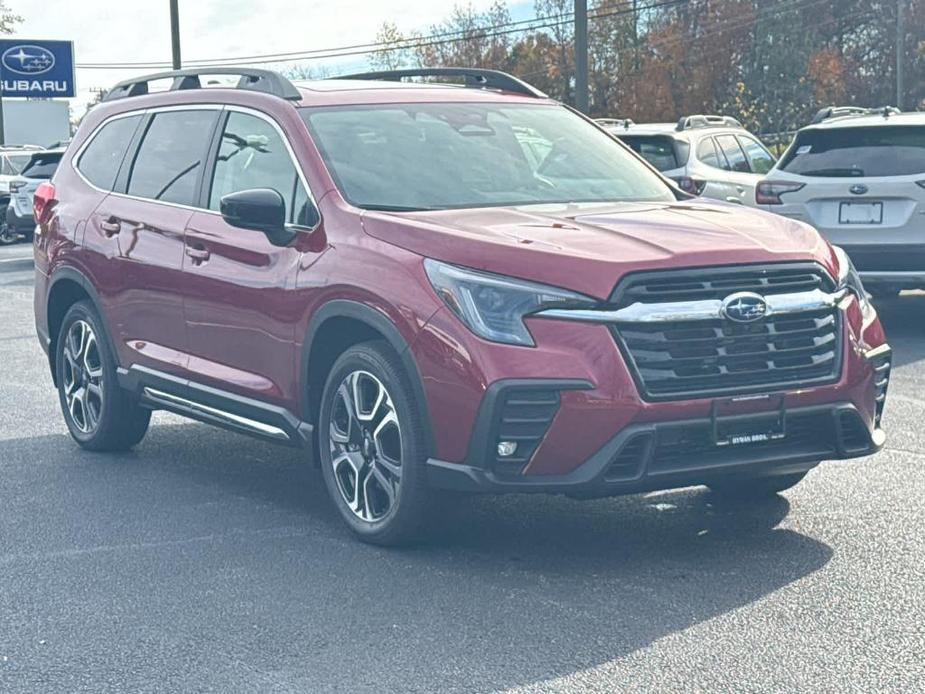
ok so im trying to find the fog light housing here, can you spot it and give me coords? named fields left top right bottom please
left=497, top=441, right=518, bottom=457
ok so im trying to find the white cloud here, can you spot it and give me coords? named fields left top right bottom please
left=10, top=0, right=528, bottom=115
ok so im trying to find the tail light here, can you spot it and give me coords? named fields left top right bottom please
left=33, top=181, right=56, bottom=224
left=756, top=180, right=804, bottom=205
left=9, top=180, right=24, bottom=193
left=673, top=176, right=706, bottom=195
left=916, top=180, right=925, bottom=189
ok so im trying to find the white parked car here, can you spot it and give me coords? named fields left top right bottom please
left=604, top=115, right=776, bottom=207
left=758, top=107, right=925, bottom=296
left=3, top=148, right=65, bottom=243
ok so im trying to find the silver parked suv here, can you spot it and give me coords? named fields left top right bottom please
left=602, top=115, right=776, bottom=207
left=758, top=107, right=925, bottom=297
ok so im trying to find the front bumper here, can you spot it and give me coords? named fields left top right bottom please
left=427, top=400, right=883, bottom=496
left=413, top=286, right=890, bottom=494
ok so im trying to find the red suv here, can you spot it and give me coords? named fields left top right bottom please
left=33, top=68, right=891, bottom=544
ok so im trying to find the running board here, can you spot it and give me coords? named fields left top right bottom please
left=118, top=364, right=314, bottom=451
left=141, top=387, right=292, bottom=442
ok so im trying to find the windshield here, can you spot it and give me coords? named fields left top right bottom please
left=779, top=125, right=925, bottom=177
left=21, top=152, right=63, bottom=180
left=300, top=103, right=674, bottom=210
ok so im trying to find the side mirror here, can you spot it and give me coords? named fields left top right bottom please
left=220, top=188, right=296, bottom=247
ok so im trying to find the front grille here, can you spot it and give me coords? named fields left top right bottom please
left=610, top=264, right=842, bottom=399
left=617, top=265, right=829, bottom=305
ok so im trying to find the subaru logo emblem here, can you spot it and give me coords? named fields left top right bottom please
left=721, top=292, right=768, bottom=323
left=1, top=44, right=56, bottom=76
left=849, top=184, right=868, bottom=195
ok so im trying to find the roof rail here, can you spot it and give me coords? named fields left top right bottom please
left=810, top=105, right=902, bottom=124
left=331, top=68, right=547, bottom=98
left=102, top=68, right=302, bottom=103
left=676, top=114, right=742, bottom=131
left=595, top=118, right=634, bottom=130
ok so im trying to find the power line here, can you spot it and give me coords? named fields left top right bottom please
left=75, top=0, right=685, bottom=70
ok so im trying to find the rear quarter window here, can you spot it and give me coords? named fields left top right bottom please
left=779, top=125, right=925, bottom=177
left=77, top=115, right=143, bottom=190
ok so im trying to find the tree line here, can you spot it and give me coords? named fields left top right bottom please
left=370, top=0, right=924, bottom=135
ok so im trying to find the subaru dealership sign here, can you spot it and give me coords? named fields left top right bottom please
left=0, top=39, right=75, bottom=98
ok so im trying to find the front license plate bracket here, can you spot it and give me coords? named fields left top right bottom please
left=712, top=394, right=786, bottom=447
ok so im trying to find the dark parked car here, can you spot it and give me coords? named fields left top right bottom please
left=33, top=68, right=890, bottom=544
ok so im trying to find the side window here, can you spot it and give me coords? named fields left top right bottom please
left=696, top=137, right=724, bottom=170
left=209, top=111, right=317, bottom=226
left=715, top=134, right=751, bottom=173
left=77, top=115, right=142, bottom=190
left=127, top=110, right=217, bottom=206
left=738, top=135, right=775, bottom=174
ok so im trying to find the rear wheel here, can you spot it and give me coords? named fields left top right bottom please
left=55, top=301, right=151, bottom=451
left=0, top=221, right=17, bottom=245
left=318, top=341, right=429, bottom=546
left=708, top=471, right=807, bottom=498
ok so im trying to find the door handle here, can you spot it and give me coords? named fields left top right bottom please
left=185, top=245, right=211, bottom=264
left=100, top=218, right=121, bottom=236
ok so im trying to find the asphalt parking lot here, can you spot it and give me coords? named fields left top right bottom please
left=0, top=241, right=923, bottom=693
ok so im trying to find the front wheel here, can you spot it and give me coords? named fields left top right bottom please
left=318, top=341, right=430, bottom=546
left=708, top=471, right=808, bottom=498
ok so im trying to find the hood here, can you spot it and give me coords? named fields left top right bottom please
left=361, top=201, right=838, bottom=299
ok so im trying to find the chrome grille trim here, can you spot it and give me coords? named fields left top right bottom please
left=535, top=288, right=847, bottom=324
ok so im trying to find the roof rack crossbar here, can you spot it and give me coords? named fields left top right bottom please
left=102, top=68, right=302, bottom=103
left=331, top=68, right=547, bottom=98
left=810, top=105, right=902, bottom=124
left=676, top=114, right=743, bottom=131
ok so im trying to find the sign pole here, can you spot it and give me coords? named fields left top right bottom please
left=170, top=0, right=182, bottom=70
left=0, top=87, right=5, bottom=146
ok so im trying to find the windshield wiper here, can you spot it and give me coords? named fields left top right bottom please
left=362, top=204, right=441, bottom=212
left=798, top=167, right=865, bottom=177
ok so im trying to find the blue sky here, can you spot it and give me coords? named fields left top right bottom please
left=9, top=0, right=535, bottom=114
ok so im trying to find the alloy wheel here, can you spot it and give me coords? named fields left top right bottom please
left=62, top=320, right=104, bottom=434
left=328, top=370, right=403, bottom=522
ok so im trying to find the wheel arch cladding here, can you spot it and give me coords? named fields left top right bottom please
left=301, top=300, right=435, bottom=457
left=46, top=268, right=117, bottom=386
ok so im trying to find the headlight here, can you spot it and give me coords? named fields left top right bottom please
left=833, top=246, right=873, bottom=317
left=424, top=259, right=597, bottom=346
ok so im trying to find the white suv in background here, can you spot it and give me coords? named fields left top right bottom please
left=758, top=107, right=925, bottom=296
left=603, top=115, right=776, bottom=207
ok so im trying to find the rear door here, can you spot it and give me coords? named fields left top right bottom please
left=182, top=108, right=321, bottom=405
left=84, top=107, right=220, bottom=376
left=714, top=133, right=761, bottom=205
left=767, top=125, right=925, bottom=260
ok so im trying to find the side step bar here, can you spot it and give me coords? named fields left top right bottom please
left=141, top=387, right=291, bottom=442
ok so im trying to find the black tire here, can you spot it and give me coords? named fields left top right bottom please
left=55, top=300, right=151, bottom=451
left=0, top=221, right=17, bottom=245
left=318, top=340, right=430, bottom=546
left=708, top=471, right=807, bottom=498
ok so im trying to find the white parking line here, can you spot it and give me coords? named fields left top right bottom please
left=0, top=256, right=33, bottom=264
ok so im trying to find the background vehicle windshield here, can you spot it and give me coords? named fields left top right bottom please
left=779, top=125, right=925, bottom=177
left=20, top=152, right=63, bottom=180
left=1, top=154, right=31, bottom=175
left=301, top=103, right=675, bottom=210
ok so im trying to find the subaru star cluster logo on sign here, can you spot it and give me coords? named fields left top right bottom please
left=721, top=292, right=768, bottom=323
left=0, top=39, right=75, bottom=98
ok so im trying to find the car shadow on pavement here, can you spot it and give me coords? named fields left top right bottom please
left=0, top=422, right=833, bottom=693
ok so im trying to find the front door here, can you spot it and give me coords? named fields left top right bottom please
left=182, top=109, right=321, bottom=406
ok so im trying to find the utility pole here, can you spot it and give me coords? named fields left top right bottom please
left=170, top=0, right=182, bottom=70
left=575, top=0, right=589, bottom=114
left=896, top=0, right=904, bottom=108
